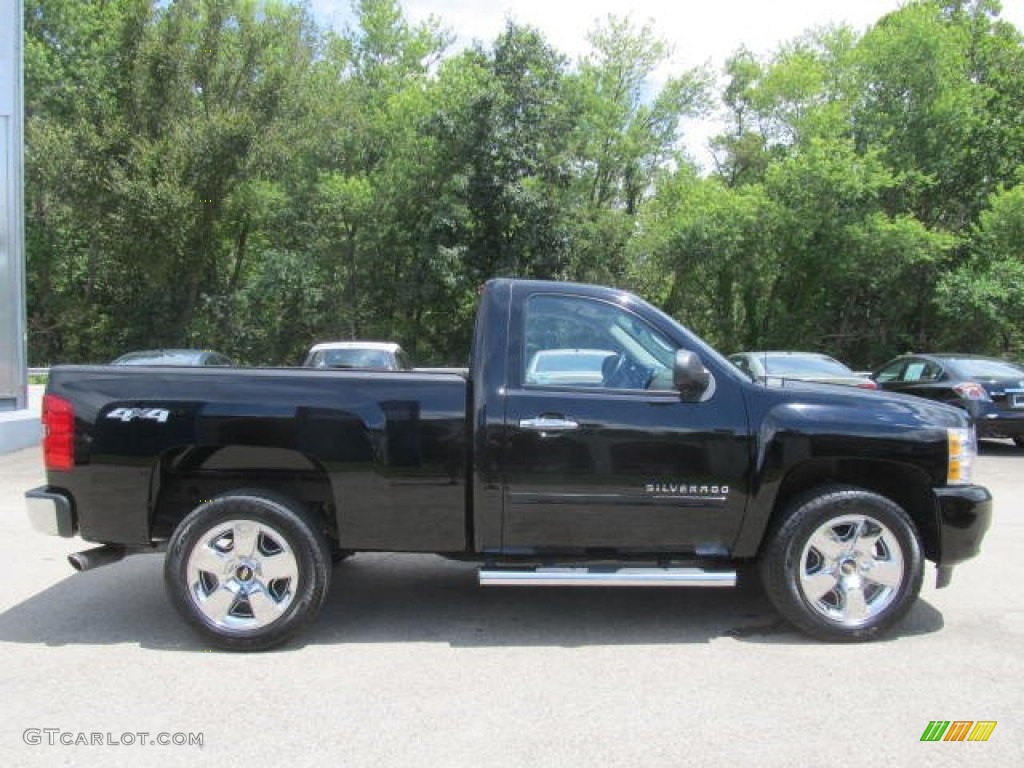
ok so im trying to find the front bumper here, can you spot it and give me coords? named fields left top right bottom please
left=25, top=487, right=76, bottom=538
left=933, top=484, right=992, bottom=569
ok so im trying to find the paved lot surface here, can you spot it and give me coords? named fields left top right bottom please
left=1, top=443, right=1021, bottom=767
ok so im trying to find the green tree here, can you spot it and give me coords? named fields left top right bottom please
left=853, top=0, right=1024, bottom=228
left=566, top=16, right=709, bottom=284
left=25, top=0, right=321, bottom=363
left=631, top=168, right=777, bottom=351
left=425, top=23, right=574, bottom=286
left=938, top=183, right=1024, bottom=354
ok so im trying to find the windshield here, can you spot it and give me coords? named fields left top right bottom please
left=620, top=293, right=743, bottom=379
left=318, top=349, right=395, bottom=369
left=611, top=314, right=676, bottom=370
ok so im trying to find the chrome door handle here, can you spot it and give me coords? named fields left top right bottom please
left=518, top=416, right=579, bottom=431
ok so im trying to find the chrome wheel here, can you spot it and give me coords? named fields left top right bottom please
left=760, top=486, right=922, bottom=641
left=186, top=519, right=300, bottom=632
left=167, top=491, right=332, bottom=650
left=798, top=514, right=904, bottom=627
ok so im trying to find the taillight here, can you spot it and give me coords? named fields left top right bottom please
left=953, top=382, right=991, bottom=402
left=42, top=394, right=75, bottom=471
left=856, top=380, right=879, bottom=390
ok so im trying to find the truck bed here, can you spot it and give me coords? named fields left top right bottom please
left=45, top=365, right=470, bottom=551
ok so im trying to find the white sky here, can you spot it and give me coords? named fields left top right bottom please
left=310, top=0, right=1024, bottom=165
left=311, top=1, right=1024, bottom=66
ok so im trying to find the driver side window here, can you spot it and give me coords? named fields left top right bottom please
left=523, top=294, right=678, bottom=391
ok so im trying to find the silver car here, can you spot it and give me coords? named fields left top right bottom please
left=303, top=341, right=411, bottom=371
left=729, top=351, right=877, bottom=389
left=525, top=348, right=617, bottom=386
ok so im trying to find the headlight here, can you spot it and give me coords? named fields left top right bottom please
left=947, top=426, right=976, bottom=485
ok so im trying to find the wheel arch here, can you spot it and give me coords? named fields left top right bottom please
left=756, top=458, right=939, bottom=562
left=150, top=445, right=338, bottom=548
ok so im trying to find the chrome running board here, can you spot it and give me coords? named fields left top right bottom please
left=478, top=566, right=736, bottom=588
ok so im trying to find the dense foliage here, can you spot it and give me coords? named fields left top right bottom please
left=23, top=0, right=1024, bottom=367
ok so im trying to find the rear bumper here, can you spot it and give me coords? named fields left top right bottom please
left=973, top=407, right=1024, bottom=439
left=25, top=486, right=76, bottom=538
left=933, top=485, right=992, bottom=567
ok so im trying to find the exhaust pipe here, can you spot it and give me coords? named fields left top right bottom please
left=68, top=545, right=126, bottom=572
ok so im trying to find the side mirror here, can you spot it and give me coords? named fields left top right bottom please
left=674, top=350, right=711, bottom=400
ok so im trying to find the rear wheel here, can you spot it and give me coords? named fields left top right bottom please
left=1012, top=436, right=1024, bottom=449
left=759, top=486, right=923, bottom=642
left=165, top=490, right=331, bottom=651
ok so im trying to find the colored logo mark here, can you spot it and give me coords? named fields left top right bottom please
left=920, top=721, right=996, bottom=742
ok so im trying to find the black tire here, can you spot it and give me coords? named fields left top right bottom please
left=1012, top=436, right=1024, bottom=449
left=759, top=485, right=923, bottom=642
left=165, top=490, right=331, bottom=651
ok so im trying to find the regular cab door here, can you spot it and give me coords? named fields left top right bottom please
left=501, top=291, right=751, bottom=556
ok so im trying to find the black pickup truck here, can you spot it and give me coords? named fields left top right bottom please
left=26, top=279, right=991, bottom=650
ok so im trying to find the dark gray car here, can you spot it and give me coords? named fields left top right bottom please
left=112, top=349, right=233, bottom=366
left=872, top=354, right=1024, bottom=445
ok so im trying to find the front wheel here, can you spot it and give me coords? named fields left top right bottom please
left=165, top=490, right=331, bottom=651
left=759, top=486, right=923, bottom=642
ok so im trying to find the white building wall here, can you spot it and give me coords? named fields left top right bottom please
left=0, top=0, right=27, bottom=413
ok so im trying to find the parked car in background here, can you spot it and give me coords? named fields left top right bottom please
left=728, top=351, right=878, bottom=389
left=111, top=349, right=233, bottom=366
left=303, top=341, right=411, bottom=371
left=871, top=354, right=1024, bottom=445
left=525, top=348, right=617, bottom=386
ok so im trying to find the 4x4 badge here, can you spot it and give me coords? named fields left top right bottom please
left=105, top=407, right=170, bottom=424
